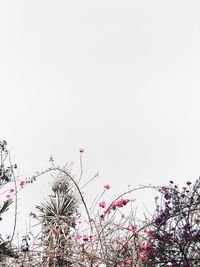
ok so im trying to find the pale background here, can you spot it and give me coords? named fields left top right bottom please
left=1, top=0, right=200, bottom=240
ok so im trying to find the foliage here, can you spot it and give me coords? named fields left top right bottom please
left=1, top=143, right=200, bottom=266
left=142, top=179, right=200, bottom=266
left=36, top=171, right=79, bottom=266
left=0, top=140, right=19, bottom=261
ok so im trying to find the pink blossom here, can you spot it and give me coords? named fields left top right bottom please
left=116, top=239, right=121, bottom=244
left=104, top=184, right=110, bottom=190
left=122, top=198, right=129, bottom=206
left=141, top=243, right=152, bottom=251
left=9, top=188, right=14, bottom=193
left=139, top=251, right=148, bottom=261
left=124, top=259, right=132, bottom=265
left=99, top=201, right=106, bottom=208
left=127, top=225, right=137, bottom=232
left=111, top=198, right=129, bottom=209
left=20, top=181, right=25, bottom=187
left=79, top=148, right=85, bottom=153
left=144, top=229, right=155, bottom=237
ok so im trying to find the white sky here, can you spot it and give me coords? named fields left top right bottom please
left=1, top=0, right=200, bottom=238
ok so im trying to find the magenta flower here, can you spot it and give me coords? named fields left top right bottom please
left=127, top=225, right=137, bottom=232
left=9, top=188, right=14, bottom=193
left=144, top=229, right=155, bottom=237
left=104, top=184, right=111, bottom=190
left=99, top=201, right=106, bottom=208
left=141, top=243, right=152, bottom=251
left=20, top=181, right=25, bottom=187
left=79, top=148, right=85, bottom=153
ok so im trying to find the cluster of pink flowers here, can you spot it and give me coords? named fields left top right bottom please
left=99, top=198, right=130, bottom=219
left=140, top=242, right=153, bottom=251
left=6, top=188, right=15, bottom=198
left=137, top=239, right=154, bottom=262
left=144, top=229, right=155, bottom=237
left=6, top=181, right=25, bottom=198
left=127, top=225, right=137, bottom=232
left=110, top=198, right=130, bottom=209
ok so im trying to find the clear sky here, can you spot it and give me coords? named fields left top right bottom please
left=1, top=0, right=200, bottom=238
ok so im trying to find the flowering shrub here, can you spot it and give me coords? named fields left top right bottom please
left=141, top=180, right=200, bottom=266
left=0, top=140, right=17, bottom=221
left=1, top=144, right=200, bottom=267
left=0, top=140, right=19, bottom=260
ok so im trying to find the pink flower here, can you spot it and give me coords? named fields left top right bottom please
left=99, top=201, right=106, bottom=208
left=111, top=198, right=129, bottom=209
left=141, top=243, right=152, bottom=251
left=139, top=251, right=148, bottom=261
left=9, top=188, right=14, bottom=193
left=79, top=148, right=85, bottom=153
left=20, top=181, right=25, bottom=187
left=116, top=239, right=121, bottom=244
left=104, top=184, right=110, bottom=190
left=144, top=229, right=155, bottom=237
left=124, top=259, right=132, bottom=265
left=127, top=225, right=137, bottom=232
left=122, top=198, right=129, bottom=206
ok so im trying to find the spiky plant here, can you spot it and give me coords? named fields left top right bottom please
left=36, top=171, right=79, bottom=266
